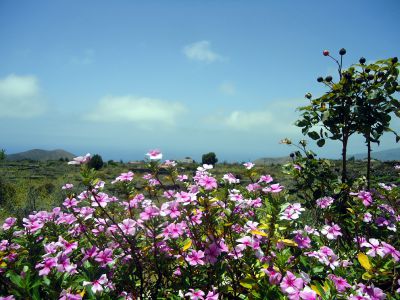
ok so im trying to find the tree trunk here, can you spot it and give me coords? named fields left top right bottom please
left=341, top=134, right=348, bottom=185
left=366, top=137, right=371, bottom=190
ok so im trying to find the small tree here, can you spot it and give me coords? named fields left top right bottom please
left=297, top=49, right=399, bottom=189
left=0, top=149, right=6, bottom=161
left=202, top=152, right=218, bottom=165
left=88, top=154, right=104, bottom=170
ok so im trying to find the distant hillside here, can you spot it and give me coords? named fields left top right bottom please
left=352, top=147, right=400, bottom=161
left=253, top=156, right=291, bottom=166
left=6, top=149, right=76, bottom=161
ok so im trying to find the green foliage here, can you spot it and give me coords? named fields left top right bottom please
left=201, top=152, right=218, bottom=165
left=0, top=149, right=6, bottom=161
left=88, top=154, right=104, bottom=170
left=297, top=51, right=399, bottom=187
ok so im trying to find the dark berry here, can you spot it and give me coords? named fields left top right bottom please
left=359, top=57, right=366, bottom=64
left=393, top=81, right=398, bottom=87
left=325, top=76, right=333, bottom=82
left=344, top=72, right=352, bottom=80
left=290, top=153, right=295, bottom=158
left=377, top=71, right=384, bottom=77
left=305, top=93, right=312, bottom=99
left=367, top=74, right=374, bottom=81
left=323, top=50, right=330, bottom=56
left=365, top=68, right=370, bottom=73
left=356, top=77, right=363, bottom=84
left=307, top=154, right=314, bottom=159
left=392, top=57, right=398, bottom=63
left=339, top=48, right=346, bottom=55
left=317, top=77, right=324, bottom=82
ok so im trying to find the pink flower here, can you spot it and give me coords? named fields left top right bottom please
left=36, top=257, right=57, bottom=276
left=61, top=183, right=74, bottom=190
left=263, top=183, right=284, bottom=193
left=243, top=162, right=255, bottom=169
left=95, top=249, right=114, bottom=267
left=299, top=286, right=318, bottom=300
left=0, top=296, right=16, bottom=300
left=280, top=271, right=304, bottom=294
left=2, top=217, right=16, bottom=230
left=119, top=219, right=136, bottom=235
left=68, top=153, right=91, bottom=165
left=186, top=250, right=205, bottom=266
left=361, top=238, right=386, bottom=258
left=351, top=190, right=373, bottom=207
left=185, top=289, right=205, bottom=300
left=112, top=171, right=134, bottom=184
left=316, top=197, right=334, bottom=209
left=140, top=205, right=160, bottom=220
left=262, top=266, right=282, bottom=285
left=328, top=274, right=351, bottom=293
left=83, top=274, right=108, bottom=294
left=258, top=175, right=273, bottom=183
left=223, top=173, right=239, bottom=184
left=63, top=197, right=78, bottom=208
left=59, top=289, right=82, bottom=300
left=198, top=175, right=218, bottom=190
left=280, top=203, right=305, bottom=221
left=321, top=223, right=342, bottom=240
left=146, top=149, right=162, bottom=160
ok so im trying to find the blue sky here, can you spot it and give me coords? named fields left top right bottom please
left=0, top=0, right=399, bottom=162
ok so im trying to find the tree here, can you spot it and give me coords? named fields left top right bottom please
left=0, top=149, right=6, bottom=161
left=202, top=152, right=218, bottom=165
left=88, top=154, right=104, bottom=170
left=297, top=49, right=399, bottom=189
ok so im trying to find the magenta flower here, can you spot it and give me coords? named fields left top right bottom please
left=95, top=249, right=114, bottom=267
left=263, top=183, right=284, bottom=193
left=351, top=190, right=373, bottom=207
left=328, top=274, right=351, bottom=293
left=68, top=153, right=91, bottom=165
left=186, top=250, right=205, bottom=266
left=61, top=183, right=74, bottom=190
left=243, top=162, right=255, bottom=169
left=316, top=196, right=334, bottom=209
left=185, top=289, right=205, bottom=300
left=198, top=175, right=218, bottom=190
left=258, top=174, right=273, bottom=183
left=321, top=223, right=342, bottom=240
left=361, top=238, right=386, bottom=257
left=59, top=289, right=82, bottom=300
left=380, top=242, right=400, bottom=261
left=280, top=271, right=304, bottom=295
left=36, top=257, right=57, bottom=276
left=140, top=205, right=160, bottom=220
left=83, top=274, right=108, bottom=294
left=112, top=171, right=134, bottom=184
left=280, top=203, right=305, bottom=221
left=2, top=217, right=16, bottom=230
left=223, top=173, right=240, bottom=184
left=299, top=286, right=318, bottom=300
left=119, top=219, right=137, bottom=235
left=146, top=149, right=162, bottom=160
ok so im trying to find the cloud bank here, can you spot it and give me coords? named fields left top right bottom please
left=0, top=74, right=45, bottom=118
left=84, top=95, right=186, bottom=127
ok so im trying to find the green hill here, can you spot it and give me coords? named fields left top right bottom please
left=6, top=149, right=76, bottom=161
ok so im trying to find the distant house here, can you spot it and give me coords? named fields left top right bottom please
left=177, top=157, right=195, bottom=164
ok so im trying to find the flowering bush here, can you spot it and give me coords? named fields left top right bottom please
left=0, top=152, right=399, bottom=299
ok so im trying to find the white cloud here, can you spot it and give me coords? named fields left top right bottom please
left=219, top=81, right=236, bottom=95
left=207, top=100, right=301, bottom=134
left=70, top=49, right=95, bottom=65
left=0, top=74, right=45, bottom=118
left=84, top=95, right=186, bottom=127
left=183, top=41, right=223, bottom=63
